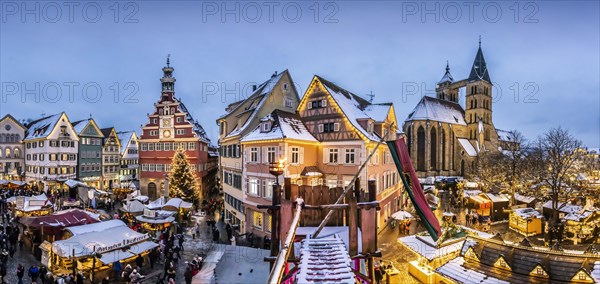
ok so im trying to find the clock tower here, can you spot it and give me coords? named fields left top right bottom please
left=138, top=56, right=214, bottom=199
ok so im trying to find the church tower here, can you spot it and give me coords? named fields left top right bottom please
left=436, top=61, right=459, bottom=103
left=465, top=40, right=493, bottom=147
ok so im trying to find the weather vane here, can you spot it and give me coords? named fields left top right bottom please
left=167, top=54, right=171, bottom=67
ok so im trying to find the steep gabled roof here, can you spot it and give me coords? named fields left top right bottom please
left=222, top=70, right=288, bottom=139
left=177, top=100, right=210, bottom=143
left=438, top=62, right=454, bottom=84
left=100, top=127, right=115, bottom=138
left=71, top=118, right=103, bottom=137
left=117, top=131, right=137, bottom=155
left=315, top=76, right=383, bottom=141
left=241, top=110, right=317, bottom=143
left=406, top=96, right=466, bottom=125
left=468, top=45, right=491, bottom=83
left=24, top=113, right=62, bottom=140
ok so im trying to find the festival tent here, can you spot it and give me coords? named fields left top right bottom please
left=65, top=219, right=126, bottom=236
left=146, top=196, right=165, bottom=210
left=162, top=198, right=193, bottom=211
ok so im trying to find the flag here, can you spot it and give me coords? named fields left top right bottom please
left=387, top=137, right=442, bottom=241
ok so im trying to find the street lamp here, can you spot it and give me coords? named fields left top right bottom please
left=267, top=157, right=286, bottom=269
left=269, top=158, right=286, bottom=185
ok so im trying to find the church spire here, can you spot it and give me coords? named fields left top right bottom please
left=438, top=60, right=454, bottom=84
left=160, top=55, right=176, bottom=98
left=468, top=39, right=491, bottom=83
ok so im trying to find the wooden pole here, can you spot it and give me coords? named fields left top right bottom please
left=313, top=125, right=394, bottom=238
left=267, top=198, right=303, bottom=284
left=269, top=184, right=281, bottom=269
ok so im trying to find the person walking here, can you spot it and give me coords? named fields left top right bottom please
left=113, top=260, right=122, bottom=282
left=28, top=264, right=39, bottom=284
left=16, top=264, right=24, bottom=284
left=135, top=254, right=144, bottom=269
left=184, top=267, right=193, bottom=284
left=39, top=265, right=47, bottom=284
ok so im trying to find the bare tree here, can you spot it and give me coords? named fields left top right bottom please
left=536, top=127, right=583, bottom=227
left=502, top=130, right=527, bottom=205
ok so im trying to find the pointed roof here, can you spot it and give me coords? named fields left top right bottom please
left=24, top=113, right=63, bottom=140
left=468, top=44, right=491, bottom=83
left=406, top=96, right=466, bottom=125
left=100, top=127, right=116, bottom=138
left=71, top=118, right=103, bottom=137
left=176, top=100, right=211, bottom=143
left=240, top=110, right=318, bottom=143
left=117, top=131, right=137, bottom=155
left=438, top=61, right=454, bottom=84
left=0, top=114, right=26, bottom=130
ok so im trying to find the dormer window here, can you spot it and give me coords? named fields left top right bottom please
left=60, top=125, right=67, bottom=135
left=261, top=122, right=271, bottom=132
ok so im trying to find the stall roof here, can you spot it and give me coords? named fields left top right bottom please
left=163, top=198, right=193, bottom=211
left=0, top=180, right=27, bottom=186
left=399, top=235, right=465, bottom=261
left=65, top=179, right=88, bottom=188
left=146, top=196, right=165, bottom=210
left=513, top=192, right=536, bottom=204
left=99, top=250, right=134, bottom=265
left=128, top=241, right=158, bottom=255
left=121, top=199, right=146, bottom=213
left=295, top=226, right=363, bottom=253
left=482, top=193, right=510, bottom=203
left=19, top=208, right=99, bottom=228
left=469, top=195, right=491, bottom=204
left=7, top=193, right=52, bottom=212
left=135, top=215, right=175, bottom=224
left=66, top=219, right=126, bottom=236
left=512, top=207, right=544, bottom=219
left=52, top=225, right=148, bottom=258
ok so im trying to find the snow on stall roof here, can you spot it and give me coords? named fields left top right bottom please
left=66, top=219, right=127, bottom=236
left=436, top=257, right=510, bottom=284
left=241, top=110, right=317, bottom=143
left=592, top=261, right=600, bottom=282
left=52, top=225, right=148, bottom=258
left=24, top=113, right=61, bottom=140
left=542, top=201, right=582, bottom=214
left=405, top=96, right=466, bottom=125
left=564, top=210, right=595, bottom=221
left=458, top=138, right=478, bottom=157
left=296, top=236, right=355, bottom=284
left=398, top=235, right=465, bottom=261
left=483, top=193, right=510, bottom=203
left=320, top=81, right=381, bottom=141
left=463, top=189, right=482, bottom=198
left=512, top=207, right=544, bottom=219
left=514, top=192, right=536, bottom=204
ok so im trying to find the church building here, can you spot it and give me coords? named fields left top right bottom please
left=403, top=42, right=511, bottom=177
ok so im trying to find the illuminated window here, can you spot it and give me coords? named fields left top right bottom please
left=253, top=211, right=263, bottom=229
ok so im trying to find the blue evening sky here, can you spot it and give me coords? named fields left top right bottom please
left=1, top=1, right=598, bottom=147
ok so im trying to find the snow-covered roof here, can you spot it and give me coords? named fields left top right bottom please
left=70, top=119, right=88, bottom=135
left=7, top=193, right=52, bottom=212
left=513, top=193, right=536, bottom=204
left=163, top=197, right=193, bottom=210
left=512, top=207, right=544, bottom=219
left=24, top=113, right=62, bottom=140
left=241, top=110, right=317, bottom=143
left=363, top=103, right=393, bottom=122
left=117, top=131, right=136, bottom=155
left=223, top=72, right=286, bottom=139
left=296, top=236, right=355, bottom=284
left=483, top=193, right=510, bottom=203
left=458, top=138, right=478, bottom=156
left=295, top=226, right=362, bottom=253
left=463, top=189, right=482, bottom=198
left=66, top=219, right=127, bottom=236
left=52, top=223, right=149, bottom=258
left=121, top=199, right=146, bottom=213
left=176, top=100, right=211, bottom=143
left=65, top=179, right=87, bottom=188
left=405, top=96, right=466, bottom=125
left=542, top=201, right=582, bottom=214
left=146, top=196, right=165, bottom=210
left=564, top=210, right=596, bottom=222
left=496, top=129, right=513, bottom=142
left=317, top=76, right=382, bottom=141
left=398, top=235, right=465, bottom=261
left=436, top=257, right=510, bottom=284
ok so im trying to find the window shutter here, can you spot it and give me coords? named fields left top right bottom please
left=288, top=147, right=293, bottom=164
left=299, top=147, right=304, bottom=164
left=244, top=148, right=248, bottom=162
left=318, top=124, right=324, bottom=133
left=334, top=123, right=340, bottom=132
left=323, top=148, right=329, bottom=164
left=322, top=99, right=328, bottom=107
left=308, top=102, right=312, bottom=109
left=262, top=146, right=267, bottom=163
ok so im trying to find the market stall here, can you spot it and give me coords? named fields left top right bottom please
left=7, top=193, right=53, bottom=217
left=19, top=208, right=101, bottom=242
left=135, top=208, right=176, bottom=233
left=48, top=220, right=158, bottom=281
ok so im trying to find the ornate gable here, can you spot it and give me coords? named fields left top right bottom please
left=529, top=263, right=549, bottom=278
left=464, top=246, right=480, bottom=262
left=493, top=255, right=512, bottom=271
left=571, top=268, right=594, bottom=283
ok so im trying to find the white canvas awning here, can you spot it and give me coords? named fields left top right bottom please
left=163, top=198, right=193, bottom=211
left=52, top=224, right=148, bottom=258
left=66, top=219, right=126, bottom=236
left=99, top=250, right=134, bottom=265
left=128, top=241, right=158, bottom=255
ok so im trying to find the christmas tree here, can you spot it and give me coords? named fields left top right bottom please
left=168, top=147, right=200, bottom=201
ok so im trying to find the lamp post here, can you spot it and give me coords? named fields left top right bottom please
left=268, top=158, right=286, bottom=269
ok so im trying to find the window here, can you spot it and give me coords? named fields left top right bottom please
left=579, top=272, right=587, bottom=280
left=311, top=100, right=322, bottom=109
left=328, top=148, right=338, bottom=163
left=140, top=143, right=147, bottom=151
left=152, top=118, right=157, bottom=124
left=176, top=129, right=186, bottom=135
left=176, top=117, right=182, bottom=123
left=164, top=142, right=172, bottom=151
left=327, top=179, right=337, bottom=188
left=149, top=164, right=156, bottom=171
left=264, top=180, right=274, bottom=198
left=261, top=122, right=271, bottom=132
left=148, top=143, right=155, bottom=151
left=156, top=143, right=163, bottom=151
left=536, top=267, right=544, bottom=275
left=265, top=215, right=272, bottom=232
left=249, top=178, right=259, bottom=195
left=250, top=147, right=258, bottom=163
left=267, top=147, right=276, bottom=163
left=323, top=122, right=335, bottom=133
left=345, top=149, right=355, bottom=164
left=291, top=147, right=299, bottom=164
left=39, top=141, right=44, bottom=147
left=39, top=154, right=44, bottom=161
left=285, top=97, right=294, bottom=108
left=253, top=211, right=263, bottom=229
